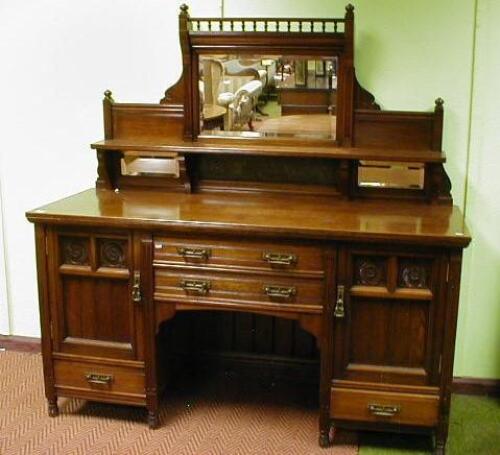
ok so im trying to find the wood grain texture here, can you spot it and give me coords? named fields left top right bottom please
left=153, top=235, right=325, bottom=275
left=26, top=189, right=470, bottom=248
left=331, top=387, right=439, bottom=427
left=53, top=358, right=145, bottom=401
left=154, top=267, right=324, bottom=313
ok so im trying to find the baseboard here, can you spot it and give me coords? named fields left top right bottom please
left=0, top=335, right=41, bottom=353
left=452, top=376, right=500, bottom=397
left=2, top=335, right=499, bottom=397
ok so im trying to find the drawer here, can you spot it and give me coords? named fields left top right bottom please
left=330, top=387, right=439, bottom=427
left=153, top=236, right=324, bottom=276
left=54, top=358, right=145, bottom=404
left=154, top=267, right=324, bottom=312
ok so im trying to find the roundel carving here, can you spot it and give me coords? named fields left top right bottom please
left=62, top=238, right=89, bottom=265
left=356, top=258, right=385, bottom=286
left=100, top=240, right=127, bottom=268
left=400, top=264, right=427, bottom=289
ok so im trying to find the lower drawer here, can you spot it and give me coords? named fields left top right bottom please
left=54, top=358, right=146, bottom=405
left=330, top=387, right=439, bottom=427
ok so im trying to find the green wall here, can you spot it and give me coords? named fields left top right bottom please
left=225, top=0, right=474, bottom=219
left=222, top=0, right=500, bottom=379
left=454, top=0, right=500, bottom=379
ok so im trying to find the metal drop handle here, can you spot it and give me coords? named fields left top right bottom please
left=334, top=285, right=345, bottom=318
left=132, top=271, right=141, bottom=303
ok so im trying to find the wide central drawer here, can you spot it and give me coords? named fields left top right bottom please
left=153, top=236, right=324, bottom=276
left=154, top=267, right=324, bottom=313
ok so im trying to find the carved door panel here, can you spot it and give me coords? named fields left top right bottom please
left=333, top=245, right=447, bottom=387
left=47, top=227, right=145, bottom=360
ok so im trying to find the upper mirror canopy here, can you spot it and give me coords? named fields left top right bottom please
left=198, top=54, right=338, bottom=141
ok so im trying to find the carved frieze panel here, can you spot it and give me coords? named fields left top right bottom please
left=354, top=256, right=387, bottom=286
left=60, top=237, right=90, bottom=266
left=97, top=238, right=128, bottom=269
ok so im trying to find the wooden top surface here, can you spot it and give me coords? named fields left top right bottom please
left=26, top=189, right=470, bottom=248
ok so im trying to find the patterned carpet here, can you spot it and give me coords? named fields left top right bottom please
left=0, top=351, right=358, bottom=454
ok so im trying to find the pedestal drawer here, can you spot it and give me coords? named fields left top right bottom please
left=154, top=267, right=324, bottom=313
left=330, top=387, right=439, bottom=427
left=153, top=236, right=324, bottom=276
left=54, top=358, right=146, bottom=405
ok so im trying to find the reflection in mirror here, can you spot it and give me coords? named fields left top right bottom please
left=121, top=153, right=180, bottom=177
left=198, top=54, right=338, bottom=140
left=358, top=161, right=425, bottom=190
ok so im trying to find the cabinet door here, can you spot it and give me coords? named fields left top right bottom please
left=47, top=227, right=144, bottom=360
left=333, top=246, right=447, bottom=387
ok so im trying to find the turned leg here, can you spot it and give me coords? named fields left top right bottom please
left=147, top=409, right=159, bottom=429
left=319, top=429, right=330, bottom=448
left=47, top=397, right=59, bottom=417
left=434, top=441, right=446, bottom=455
left=433, top=427, right=447, bottom=455
left=318, top=412, right=332, bottom=448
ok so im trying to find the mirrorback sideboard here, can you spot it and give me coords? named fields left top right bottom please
left=27, top=5, right=471, bottom=454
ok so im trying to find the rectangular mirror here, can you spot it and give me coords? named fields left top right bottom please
left=198, top=54, right=338, bottom=141
left=121, top=153, right=181, bottom=178
left=358, top=161, right=425, bottom=190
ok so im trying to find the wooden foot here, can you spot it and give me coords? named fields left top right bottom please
left=147, top=410, right=159, bottom=429
left=432, top=434, right=446, bottom=455
left=433, top=428, right=447, bottom=455
left=319, top=430, right=330, bottom=448
left=47, top=398, right=59, bottom=417
left=434, top=442, right=446, bottom=455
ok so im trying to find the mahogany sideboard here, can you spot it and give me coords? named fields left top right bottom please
left=26, top=5, right=470, bottom=454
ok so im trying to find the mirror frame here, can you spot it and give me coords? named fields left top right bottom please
left=173, top=4, right=356, bottom=147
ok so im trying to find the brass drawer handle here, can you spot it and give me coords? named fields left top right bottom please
left=264, top=285, right=297, bottom=299
left=367, top=404, right=401, bottom=417
left=180, top=279, right=211, bottom=295
left=263, top=252, right=297, bottom=267
left=132, top=271, right=141, bottom=303
left=177, top=247, right=212, bottom=261
left=85, top=373, right=113, bottom=386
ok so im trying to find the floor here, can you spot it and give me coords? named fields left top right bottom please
left=0, top=350, right=357, bottom=455
left=254, top=112, right=337, bottom=137
left=1, top=349, right=499, bottom=454
left=358, top=394, right=500, bottom=454
left=255, top=100, right=336, bottom=138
